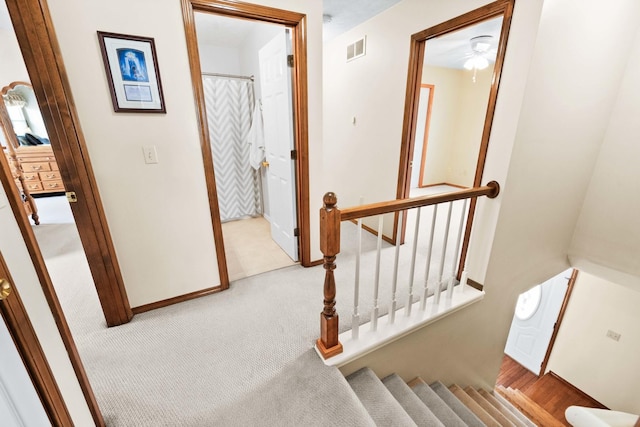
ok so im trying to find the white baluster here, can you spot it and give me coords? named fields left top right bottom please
left=389, top=210, right=404, bottom=325
left=352, top=197, right=365, bottom=340
left=421, top=204, right=438, bottom=311
left=405, top=207, right=421, bottom=317
left=434, top=201, right=453, bottom=305
left=352, top=216, right=363, bottom=340
left=447, top=199, right=468, bottom=299
left=371, top=215, right=384, bottom=332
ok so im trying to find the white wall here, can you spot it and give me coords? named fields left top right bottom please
left=44, top=0, right=323, bottom=307
left=569, top=23, right=640, bottom=292
left=448, top=67, right=493, bottom=187
left=546, top=272, right=640, bottom=413
left=420, top=66, right=460, bottom=186
left=0, top=27, right=29, bottom=84
left=0, top=185, right=94, bottom=425
left=198, top=42, right=241, bottom=74
left=419, top=65, right=492, bottom=187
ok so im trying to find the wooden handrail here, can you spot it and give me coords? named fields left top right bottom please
left=340, top=181, right=500, bottom=221
left=317, top=181, right=501, bottom=360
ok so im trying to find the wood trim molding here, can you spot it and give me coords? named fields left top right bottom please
left=131, top=284, right=225, bottom=314
left=417, top=84, right=435, bottom=188
left=466, top=278, right=483, bottom=291
left=0, top=80, right=31, bottom=95
left=5, top=0, right=132, bottom=327
left=395, top=0, right=515, bottom=278
left=539, top=269, right=577, bottom=376
left=0, top=252, right=74, bottom=426
left=181, top=0, right=312, bottom=284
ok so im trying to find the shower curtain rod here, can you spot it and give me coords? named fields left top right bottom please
left=202, top=72, right=254, bottom=81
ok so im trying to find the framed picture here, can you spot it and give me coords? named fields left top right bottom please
left=97, top=31, right=166, bottom=113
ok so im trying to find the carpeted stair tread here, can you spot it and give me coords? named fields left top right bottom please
left=382, top=374, right=444, bottom=426
left=491, top=390, right=537, bottom=427
left=210, top=350, right=376, bottom=426
left=449, top=384, right=501, bottom=427
left=478, top=389, right=530, bottom=427
left=347, top=368, right=417, bottom=426
left=409, top=378, right=467, bottom=427
left=465, top=386, right=516, bottom=427
left=430, top=381, right=487, bottom=427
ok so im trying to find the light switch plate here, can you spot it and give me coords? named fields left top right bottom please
left=142, top=146, right=158, bottom=164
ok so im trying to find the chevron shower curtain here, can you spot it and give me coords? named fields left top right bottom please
left=203, top=76, right=262, bottom=222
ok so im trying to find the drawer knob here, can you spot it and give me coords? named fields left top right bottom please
left=31, top=165, right=42, bottom=170
left=48, top=183, right=59, bottom=188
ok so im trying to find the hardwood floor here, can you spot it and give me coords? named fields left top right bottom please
left=496, top=355, right=538, bottom=393
left=496, top=355, right=607, bottom=426
left=526, top=372, right=607, bottom=425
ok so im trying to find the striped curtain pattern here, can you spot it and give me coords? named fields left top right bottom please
left=203, top=76, right=262, bottom=222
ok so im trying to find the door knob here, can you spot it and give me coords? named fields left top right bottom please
left=262, top=161, right=270, bottom=168
left=0, top=279, right=11, bottom=301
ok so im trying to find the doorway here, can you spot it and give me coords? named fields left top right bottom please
left=504, top=268, right=576, bottom=376
left=182, top=0, right=312, bottom=284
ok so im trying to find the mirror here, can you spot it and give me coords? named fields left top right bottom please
left=414, top=16, right=502, bottom=189
left=1, top=81, right=50, bottom=148
left=398, top=0, right=514, bottom=271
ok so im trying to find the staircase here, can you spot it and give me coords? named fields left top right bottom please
left=346, top=367, right=548, bottom=427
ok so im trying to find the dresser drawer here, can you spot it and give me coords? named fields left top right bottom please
left=22, top=162, right=51, bottom=173
left=50, top=162, right=59, bottom=171
left=40, top=170, right=62, bottom=181
left=25, top=182, right=44, bottom=192
left=41, top=180, right=64, bottom=191
left=23, top=172, right=39, bottom=181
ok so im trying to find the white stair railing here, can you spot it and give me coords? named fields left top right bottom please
left=316, top=182, right=500, bottom=362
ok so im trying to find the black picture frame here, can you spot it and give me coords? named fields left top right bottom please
left=97, top=31, right=166, bottom=113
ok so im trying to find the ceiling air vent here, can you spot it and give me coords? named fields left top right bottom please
left=347, top=36, right=366, bottom=62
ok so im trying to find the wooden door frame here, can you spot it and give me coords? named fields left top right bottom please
left=539, top=268, right=578, bottom=376
left=181, top=0, right=313, bottom=286
left=395, top=0, right=514, bottom=264
left=5, top=0, right=132, bottom=327
left=417, top=83, right=435, bottom=188
left=0, top=252, right=75, bottom=426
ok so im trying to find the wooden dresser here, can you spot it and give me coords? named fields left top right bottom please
left=13, top=145, right=65, bottom=195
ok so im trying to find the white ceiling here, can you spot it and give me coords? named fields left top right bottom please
left=323, top=0, right=403, bottom=41
left=425, top=16, right=503, bottom=69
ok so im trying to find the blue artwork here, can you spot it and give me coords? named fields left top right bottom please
left=117, top=48, right=149, bottom=82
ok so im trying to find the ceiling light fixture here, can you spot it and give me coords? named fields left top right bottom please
left=463, top=35, right=494, bottom=82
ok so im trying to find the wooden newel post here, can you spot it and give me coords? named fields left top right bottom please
left=316, top=192, right=343, bottom=359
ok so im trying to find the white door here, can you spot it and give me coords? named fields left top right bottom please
left=258, top=30, right=298, bottom=261
left=504, top=268, right=572, bottom=374
left=0, top=314, right=51, bottom=427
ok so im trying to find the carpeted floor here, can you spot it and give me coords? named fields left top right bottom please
left=31, top=185, right=464, bottom=425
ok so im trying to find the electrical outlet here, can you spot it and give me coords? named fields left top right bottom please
left=606, top=330, right=621, bottom=342
left=142, top=146, right=158, bottom=164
